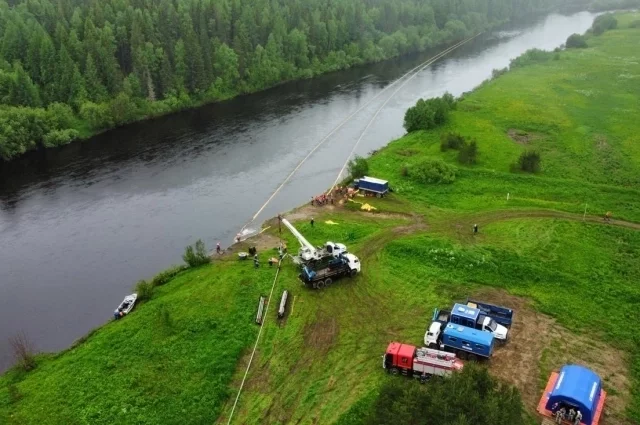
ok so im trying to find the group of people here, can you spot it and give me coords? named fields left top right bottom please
left=310, top=193, right=334, bottom=206
left=310, top=186, right=356, bottom=207
left=554, top=405, right=583, bottom=425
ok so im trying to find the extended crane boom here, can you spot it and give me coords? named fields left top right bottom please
left=281, top=218, right=318, bottom=261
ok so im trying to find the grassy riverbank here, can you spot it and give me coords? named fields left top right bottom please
left=2, top=11, right=640, bottom=425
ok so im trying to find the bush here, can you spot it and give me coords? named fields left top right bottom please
left=348, top=156, right=369, bottom=180
left=566, top=33, right=588, bottom=48
left=458, top=140, right=478, bottom=165
left=151, top=265, right=188, bottom=287
left=183, top=239, right=211, bottom=267
left=514, top=151, right=541, bottom=173
left=630, top=20, right=640, bottom=28
left=8, top=384, right=22, bottom=404
left=135, top=279, right=154, bottom=301
left=408, top=159, right=457, bottom=184
left=362, top=363, right=525, bottom=425
left=592, top=13, right=617, bottom=35
left=509, top=48, right=554, bottom=68
left=42, top=129, right=80, bottom=148
left=440, top=132, right=466, bottom=151
left=80, top=101, right=114, bottom=130
left=491, top=67, right=508, bottom=79
left=9, top=331, right=36, bottom=371
left=403, top=93, right=456, bottom=133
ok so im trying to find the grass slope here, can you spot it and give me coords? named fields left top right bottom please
left=3, top=12, right=640, bottom=425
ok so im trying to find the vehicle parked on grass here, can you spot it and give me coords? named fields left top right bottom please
left=299, top=253, right=360, bottom=289
left=449, top=303, right=509, bottom=341
left=383, top=342, right=463, bottom=382
left=440, top=323, right=495, bottom=360
left=465, top=298, right=514, bottom=328
left=354, top=176, right=389, bottom=197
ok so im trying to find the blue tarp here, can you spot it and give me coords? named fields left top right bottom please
left=545, top=365, right=602, bottom=425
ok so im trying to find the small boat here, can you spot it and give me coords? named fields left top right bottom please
left=113, top=293, right=137, bottom=319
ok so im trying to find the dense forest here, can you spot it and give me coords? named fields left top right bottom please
left=0, top=0, right=595, bottom=160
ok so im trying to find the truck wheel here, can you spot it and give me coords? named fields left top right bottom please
left=324, top=278, right=332, bottom=286
left=458, top=351, right=468, bottom=360
left=316, top=280, right=325, bottom=289
left=428, top=343, right=437, bottom=349
left=467, top=354, right=477, bottom=362
left=349, top=269, right=357, bottom=278
left=376, top=193, right=381, bottom=198
left=390, top=368, right=399, bottom=375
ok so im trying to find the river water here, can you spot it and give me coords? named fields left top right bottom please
left=0, top=11, right=596, bottom=371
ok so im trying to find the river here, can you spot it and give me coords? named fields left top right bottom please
left=0, top=11, right=597, bottom=371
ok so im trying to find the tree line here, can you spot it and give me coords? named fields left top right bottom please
left=0, top=0, right=585, bottom=160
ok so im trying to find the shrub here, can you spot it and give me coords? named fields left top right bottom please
left=630, top=20, right=640, bottom=28
left=348, top=156, right=369, bottom=180
left=458, top=140, right=478, bottom=165
left=592, top=13, right=617, bottom=35
left=566, top=33, right=588, bottom=48
left=491, top=67, right=508, bottom=79
left=151, top=265, right=188, bottom=287
left=440, top=132, right=466, bottom=151
left=403, top=93, right=455, bottom=133
left=9, top=331, right=36, bottom=371
left=42, top=129, right=80, bottom=148
left=509, top=49, right=554, bottom=68
left=135, top=279, right=154, bottom=301
left=362, top=363, right=524, bottom=425
left=514, top=151, right=541, bottom=173
left=183, top=239, right=211, bottom=267
left=409, top=159, right=457, bottom=184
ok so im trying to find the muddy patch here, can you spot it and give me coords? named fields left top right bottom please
left=475, top=289, right=631, bottom=425
left=507, top=128, right=543, bottom=145
left=303, top=315, right=339, bottom=353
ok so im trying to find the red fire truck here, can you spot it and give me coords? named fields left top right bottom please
left=383, top=342, right=464, bottom=382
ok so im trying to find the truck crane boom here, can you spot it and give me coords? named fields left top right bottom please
left=281, top=218, right=318, bottom=261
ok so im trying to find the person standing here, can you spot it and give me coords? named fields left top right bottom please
left=574, top=410, right=582, bottom=425
left=310, top=217, right=315, bottom=227
left=253, top=254, right=259, bottom=268
left=216, top=242, right=221, bottom=254
left=556, top=407, right=566, bottom=424
left=473, top=224, right=478, bottom=234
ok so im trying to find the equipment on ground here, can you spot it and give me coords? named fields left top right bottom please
left=113, top=293, right=137, bottom=319
left=280, top=218, right=347, bottom=263
left=383, top=342, right=463, bottom=382
left=538, top=365, right=607, bottom=425
left=299, top=253, right=360, bottom=289
left=354, top=176, right=389, bottom=197
left=278, top=290, right=288, bottom=318
left=256, top=296, right=266, bottom=324
left=439, top=323, right=495, bottom=360
left=466, top=298, right=514, bottom=328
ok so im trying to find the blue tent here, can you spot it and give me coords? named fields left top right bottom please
left=545, top=365, right=602, bottom=425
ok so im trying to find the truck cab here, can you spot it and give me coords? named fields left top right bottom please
left=324, top=241, right=347, bottom=257
left=450, top=303, right=508, bottom=341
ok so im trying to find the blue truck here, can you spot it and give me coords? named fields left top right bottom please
left=449, top=303, right=509, bottom=341
left=440, top=323, right=495, bottom=360
left=355, top=176, right=389, bottom=197
left=465, top=298, right=514, bottom=328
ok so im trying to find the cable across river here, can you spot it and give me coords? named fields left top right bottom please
left=235, top=34, right=482, bottom=241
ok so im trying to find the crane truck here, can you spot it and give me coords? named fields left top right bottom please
left=281, top=218, right=347, bottom=263
left=383, top=342, right=463, bottom=382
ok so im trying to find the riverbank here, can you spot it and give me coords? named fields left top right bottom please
left=3, top=11, right=640, bottom=425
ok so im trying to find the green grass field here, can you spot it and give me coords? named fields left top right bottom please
left=2, top=12, right=640, bottom=425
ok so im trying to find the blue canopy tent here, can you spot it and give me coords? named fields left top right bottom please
left=545, top=365, right=603, bottom=425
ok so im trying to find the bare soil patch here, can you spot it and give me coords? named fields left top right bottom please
left=303, top=314, right=339, bottom=354
left=507, top=128, right=543, bottom=145
left=474, top=288, right=631, bottom=425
